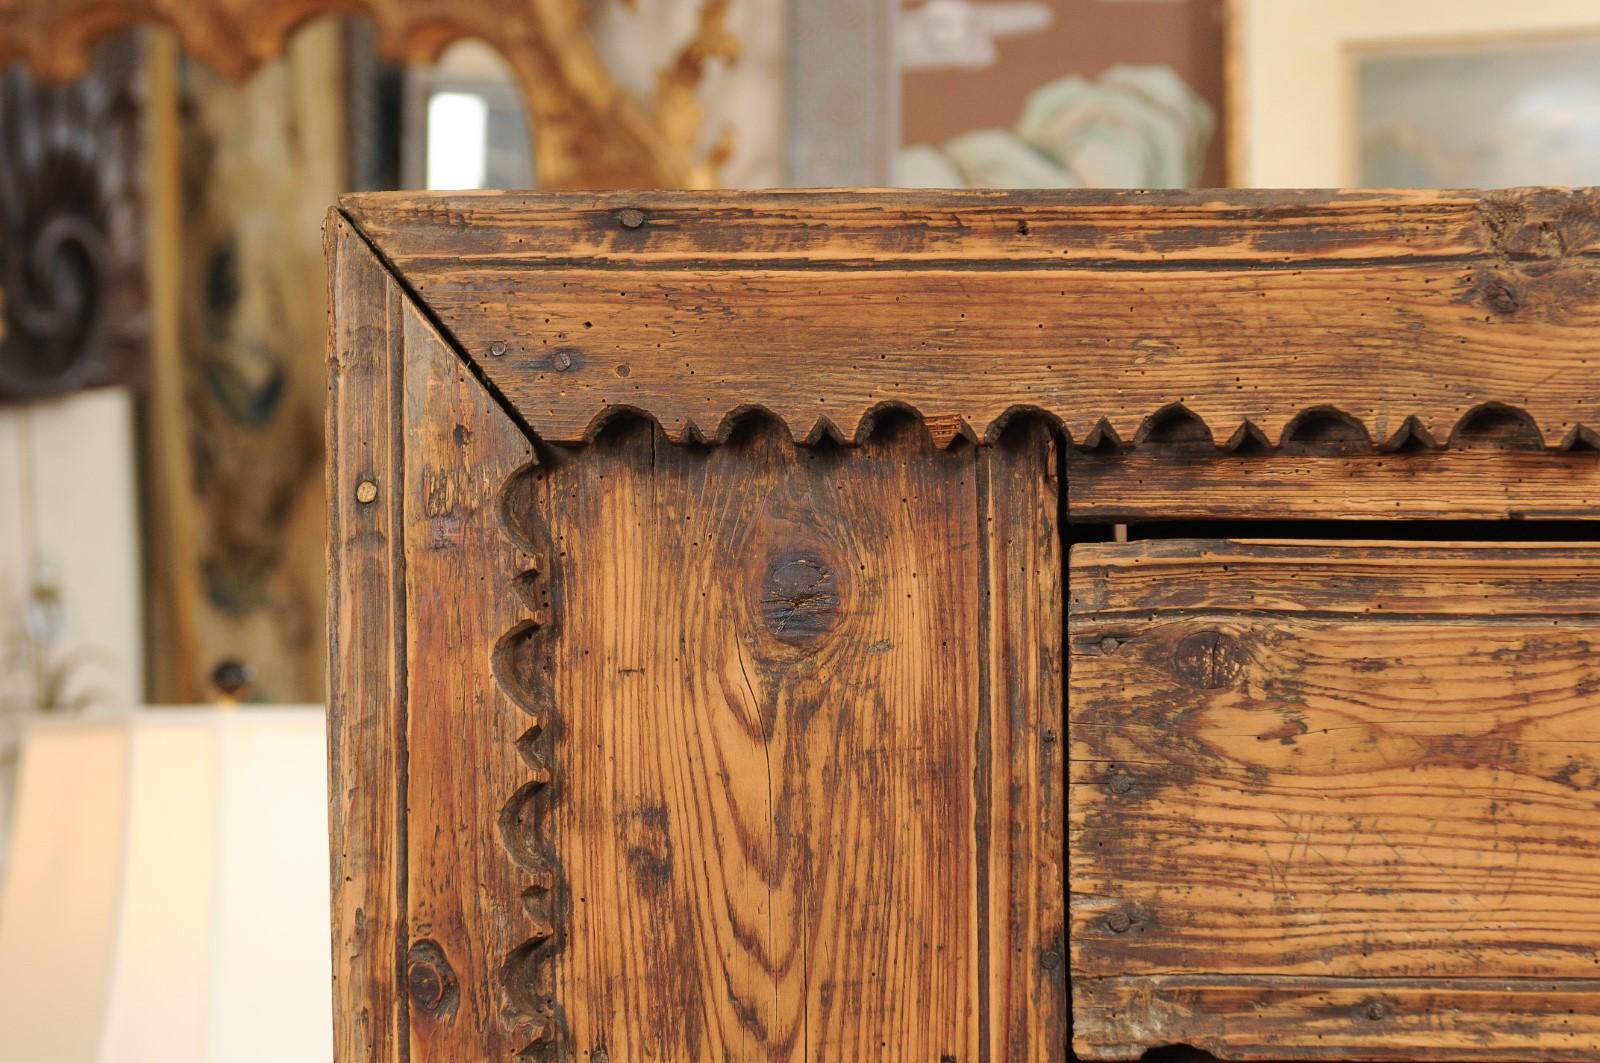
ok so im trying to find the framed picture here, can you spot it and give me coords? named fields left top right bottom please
left=1227, top=0, right=1600, bottom=187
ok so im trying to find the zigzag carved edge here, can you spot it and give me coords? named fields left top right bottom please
left=493, top=460, right=564, bottom=1060
left=562, top=400, right=1600, bottom=454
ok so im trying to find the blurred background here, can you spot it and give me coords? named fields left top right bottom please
left=0, top=0, right=1597, bottom=1058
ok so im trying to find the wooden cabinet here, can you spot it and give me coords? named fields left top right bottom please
left=327, top=189, right=1600, bottom=1061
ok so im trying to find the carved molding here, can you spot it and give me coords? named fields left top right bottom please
left=494, top=460, right=563, bottom=1056
left=0, top=0, right=736, bottom=189
left=342, top=188, right=1600, bottom=452
left=0, top=33, right=144, bottom=399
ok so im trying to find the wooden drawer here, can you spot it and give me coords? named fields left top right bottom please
left=1069, top=540, right=1600, bottom=1060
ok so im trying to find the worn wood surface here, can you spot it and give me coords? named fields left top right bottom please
left=398, top=294, right=544, bottom=1061
left=1069, top=539, right=1600, bottom=1060
left=329, top=206, right=1065, bottom=1059
left=1068, top=441, right=1600, bottom=521
left=501, top=414, right=1063, bottom=1059
left=332, top=190, right=1600, bottom=1061
left=345, top=188, right=1600, bottom=452
left=982, top=422, right=1068, bottom=1058
left=325, top=216, right=406, bottom=1063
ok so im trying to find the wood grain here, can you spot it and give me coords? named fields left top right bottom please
left=343, top=188, right=1600, bottom=450
left=1074, top=976, right=1600, bottom=1061
left=397, top=297, right=542, bottom=1061
left=489, top=413, right=1064, bottom=1060
left=325, top=214, right=406, bottom=1063
left=1067, top=447, right=1600, bottom=521
left=1069, top=539, right=1600, bottom=1060
left=982, top=421, right=1068, bottom=1060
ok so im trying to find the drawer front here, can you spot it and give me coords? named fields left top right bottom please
left=1069, top=541, right=1600, bottom=1060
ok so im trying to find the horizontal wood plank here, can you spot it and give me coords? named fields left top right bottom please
left=345, top=187, right=1600, bottom=267
left=1069, top=540, right=1600, bottom=1060
left=1070, top=540, right=1600, bottom=616
left=1067, top=448, right=1600, bottom=521
left=1073, top=976, right=1600, bottom=1061
left=342, top=190, right=1600, bottom=452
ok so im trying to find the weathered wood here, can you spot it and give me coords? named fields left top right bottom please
left=345, top=188, right=1600, bottom=451
left=982, top=421, right=1068, bottom=1059
left=398, top=298, right=538, bottom=1061
left=331, top=190, right=1600, bottom=1062
left=514, top=414, right=1064, bottom=1058
left=1069, top=539, right=1600, bottom=1060
left=1074, top=976, right=1600, bottom=1061
left=1068, top=446, right=1600, bottom=521
left=325, top=215, right=406, bottom=1063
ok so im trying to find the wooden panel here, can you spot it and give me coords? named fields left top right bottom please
left=344, top=188, right=1600, bottom=450
left=1068, top=539, right=1600, bottom=1060
left=325, top=215, right=406, bottom=1063
left=330, top=204, right=1068, bottom=1061
left=476, top=414, right=1065, bottom=1059
left=1068, top=447, right=1600, bottom=521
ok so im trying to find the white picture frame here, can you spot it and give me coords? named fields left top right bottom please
left=1226, top=0, right=1600, bottom=186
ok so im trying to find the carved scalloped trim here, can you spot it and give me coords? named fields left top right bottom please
left=494, top=460, right=564, bottom=1059
left=555, top=400, right=1600, bottom=454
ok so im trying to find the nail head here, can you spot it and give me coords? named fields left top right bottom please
left=356, top=480, right=379, bottom=504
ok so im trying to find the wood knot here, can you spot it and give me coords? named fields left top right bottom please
left=1173, top=630, right=1243, bottom=689
left=1483, top=276, right=1519, bottom=314
left=406, top=940, right=459, bottom=1020
left=759, top=549, right=842, bottom=646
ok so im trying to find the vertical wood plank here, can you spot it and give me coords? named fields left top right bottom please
left=528, top=416, right=988, bottom=1060
left=398, top=299, right=540, bottom=1062
left=982, top=422, right=1066, bottom=1062
left=326, top=215, right=405, bottom=1063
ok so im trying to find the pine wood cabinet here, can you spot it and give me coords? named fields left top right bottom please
left=326, top=189, right=1600, bottom=1061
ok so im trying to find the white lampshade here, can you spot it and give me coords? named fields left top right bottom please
left=0, top=708, right=333, bottom=1063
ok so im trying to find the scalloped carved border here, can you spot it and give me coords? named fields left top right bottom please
left=341, top=189, right=1600, bottom=455
left=558, top=400, right=1600, bottom=454
left=494, top=460, right=564, bottom=1057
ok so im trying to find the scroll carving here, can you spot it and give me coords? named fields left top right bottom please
left=494, top=460, right=563, bottom=1056
left=0, top=0, right=737, bottom=189
left=0, top=34, right=144, bottom=399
